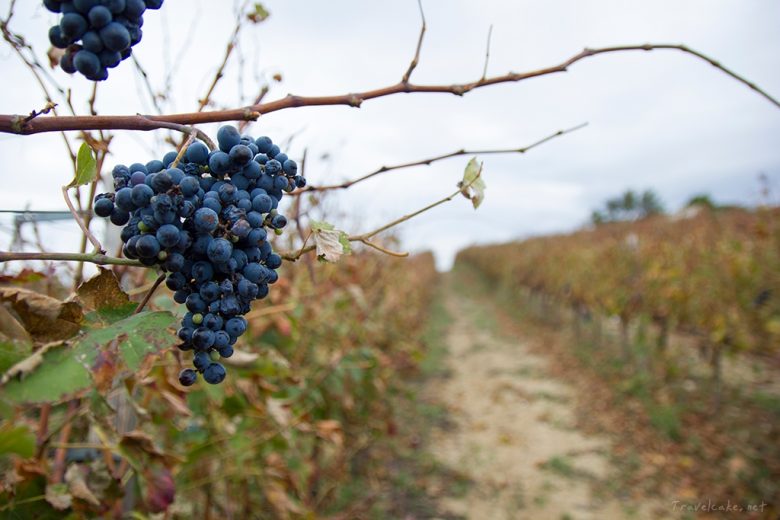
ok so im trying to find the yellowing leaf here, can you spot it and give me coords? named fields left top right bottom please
left=75, top=268, right=131, bottom=312
left=460, top=157, right=486, bottom=209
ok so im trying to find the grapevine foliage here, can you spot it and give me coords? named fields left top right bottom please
left=93, top=125, right=307, bottom=385
left=43, top=0, right=164, bottom=81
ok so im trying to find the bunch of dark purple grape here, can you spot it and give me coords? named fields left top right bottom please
left=93, top=125, right=306, bottom=385
left=43, top=0, right=164, bottom=81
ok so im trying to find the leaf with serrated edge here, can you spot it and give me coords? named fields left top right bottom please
left=0, top=287, right=83, bottom=342
left=462, top=157, right=486, bottom=209
left=65, top=464, right=100, bottom=506
left=1, top=311, right=176, bottom=404
left=69, top=142, right=97, bottom=188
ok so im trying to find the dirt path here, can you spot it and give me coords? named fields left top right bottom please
left=425, top=277, right=663, bottom=520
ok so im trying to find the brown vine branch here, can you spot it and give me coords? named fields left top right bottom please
left=1, top=44, right=777, bottom=135
left=298, top=122, right=587, bottom=193
left=401, top=0, right=426, bottom=84
left=0, top=251, right=143, bottom=267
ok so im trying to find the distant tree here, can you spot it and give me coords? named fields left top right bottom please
left=591, top=189, right=665, bottom=225
left=686, top=193, right=718, bottom=209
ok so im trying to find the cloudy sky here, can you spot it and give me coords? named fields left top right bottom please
left=1, top=0, right=779, bottom=270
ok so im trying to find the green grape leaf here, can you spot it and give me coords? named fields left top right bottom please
left=461, top=157, right=486, bottom=209
left=310, top=220, right=351, bottom=263
left=248, top=3, right=270, bottom=23
left=0, top=311, right=176, bottom=404
left=68, top=142, right=97, bottom=188
left=0, top=339, right=32, bottom=374
left=0, top=422, right=35, bottom=458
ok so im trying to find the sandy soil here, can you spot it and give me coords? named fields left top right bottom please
left=424, top=279, right=669, bottom=520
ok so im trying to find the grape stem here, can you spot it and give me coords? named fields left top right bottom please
left=296, top=122, right=587, bottom=193
left=1, top=43, right=778, bottom=135
left=134, top=272, right=167, bottom=314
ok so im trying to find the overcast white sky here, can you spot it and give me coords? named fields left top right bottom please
left=1, top=0, right=779, bottom=270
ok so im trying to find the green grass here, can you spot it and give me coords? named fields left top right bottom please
left=541, top=456, right=579, bottom=479
left=751, top=391, right=780, bottom=416
left=418, top=285, right=453, bottom=378
left=647, top=404, right=683, bottom=441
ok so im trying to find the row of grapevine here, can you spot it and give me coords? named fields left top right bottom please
left=457, top=207, right=780, bottom=370
left=0, top=251, right=437, bottom=517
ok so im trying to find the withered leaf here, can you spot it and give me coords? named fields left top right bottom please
left=65, top=464, right=100, bottom=507
left=75, top=268, right=130, bottom=312
left=0, top=288, right=82, bottom=342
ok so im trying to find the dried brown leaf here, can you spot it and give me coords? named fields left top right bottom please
left=0, top=288, right=82, bottom=342
left=315, top=420, right=344, bottom=447
left=65, top=464, right=100, bottom=507
left=0, top=304, right=31, bottom=343
left=75, top=268, right=130, bottom=312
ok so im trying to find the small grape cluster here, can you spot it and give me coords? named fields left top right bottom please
left=43, top=0, right=164, bottom=81
left=93, top=125, right=306, bottom=385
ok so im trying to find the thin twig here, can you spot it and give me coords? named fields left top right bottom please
left=401, top=0, right=426, bottom=84
left=131, top=55, right=164, bottom=115
left=281, top=165, right=483, bottom=261
left=36, top=404, right=51, bottom=453
left=0, top=251, right=143, bottom=266
left=359, top=238, right=409, bottom=258
left=134, top=273, right=166, bottom=314
left=196, top=0, right=250, bottom=113
left=171, top=129, right=198, bottom=168
left=75, top=147, right=109, bottom=287
left=482, top=24, right=493, bottom=80
left=52, top=400, right=78, bottom=484
left=298, top=122, right=587, bottom=193
left=359, top=170, right=479, bottom=241
left=61, top=185, right=104, bottom=253
left=2, top=44, right=777, bottom=135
